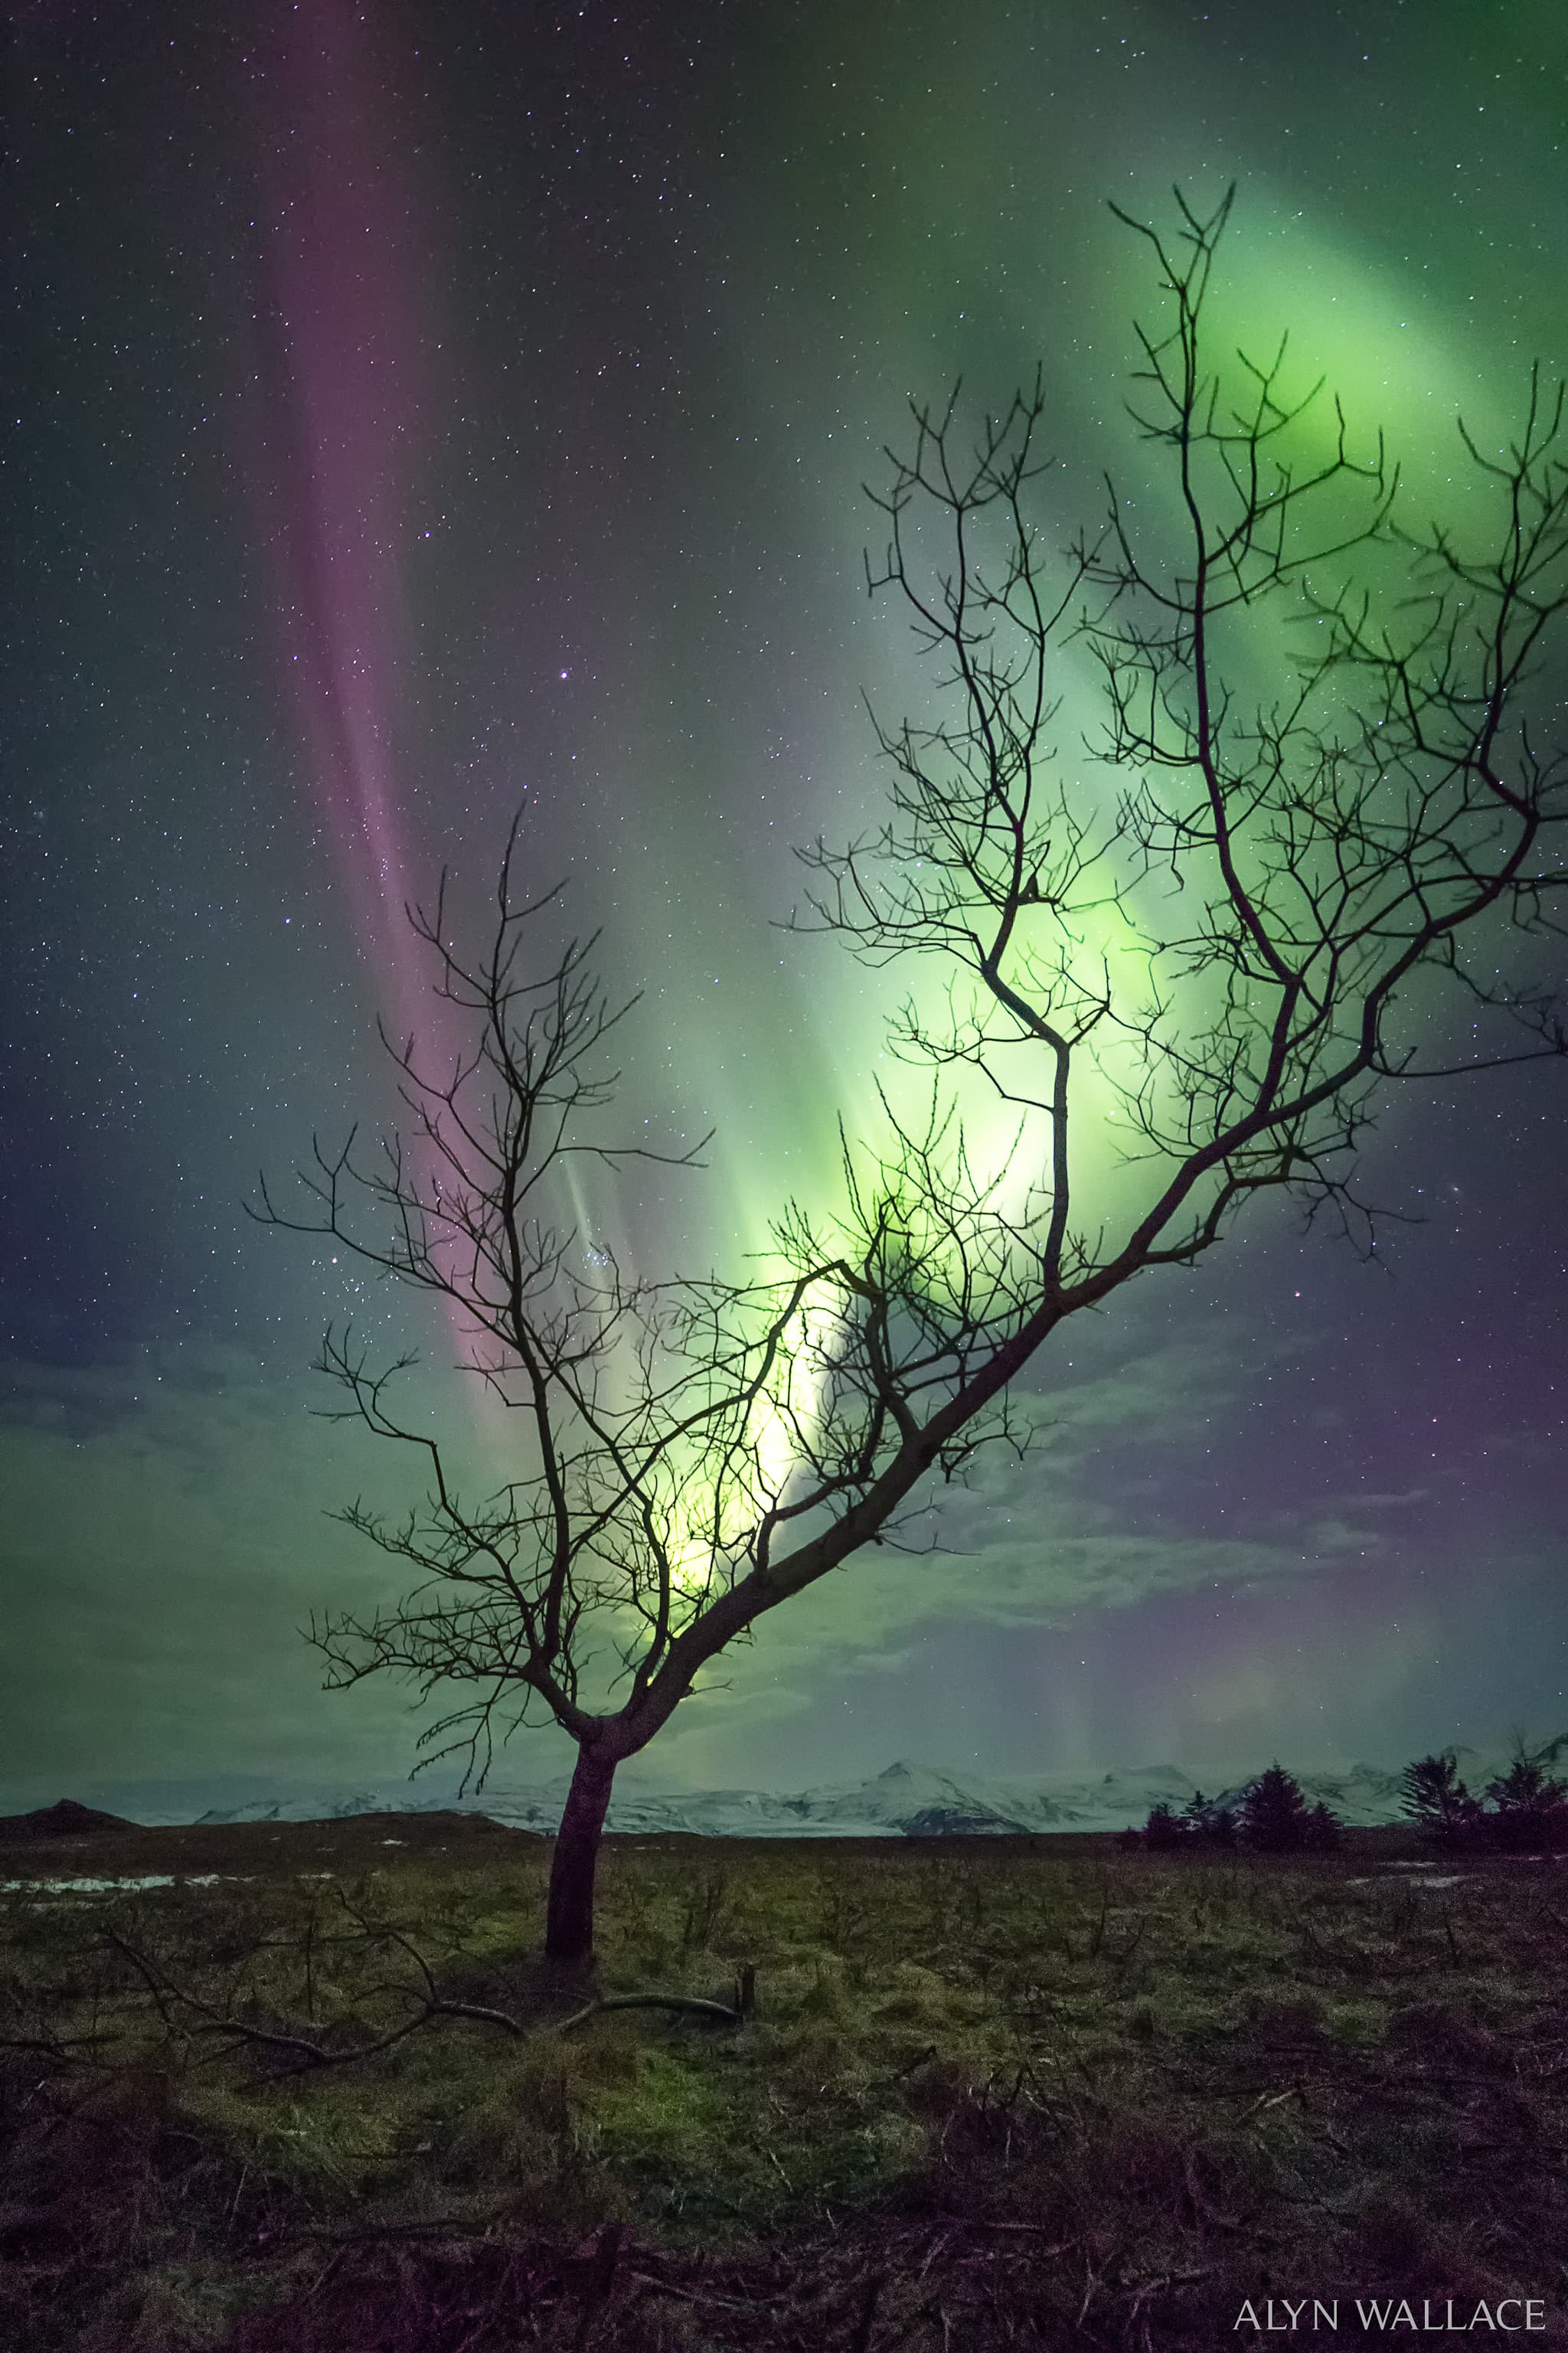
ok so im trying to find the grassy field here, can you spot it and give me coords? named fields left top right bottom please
left=2, top=1810, right=1566, bottom=2348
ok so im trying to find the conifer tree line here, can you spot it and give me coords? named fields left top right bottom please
left=1128, top=1749, right=1568, bottom=1852
left=1128, top=1764, right=1341, bottom=1854
left=1397, top=1749, right=1568, bottom=1849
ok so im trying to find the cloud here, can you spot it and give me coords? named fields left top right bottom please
left=0, top=1345, right=434, bottom=1799
left=0, top=1309, right=1521, bottom=1809
left=661, top=1326, right=1457, bottom=1753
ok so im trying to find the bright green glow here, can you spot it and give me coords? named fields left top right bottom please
left=622, top=248, right=1535, bottom=1339
left=1181, top=203, right=1517, bottom=497
left=469, top=7, right=1565, bottom=1607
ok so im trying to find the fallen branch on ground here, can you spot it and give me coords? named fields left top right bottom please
left=557, top=1962, right=756, bottom=2035
left=556, top=1990, right=747, bottom=2035
left=102, top=1926, right=530, bottom=2071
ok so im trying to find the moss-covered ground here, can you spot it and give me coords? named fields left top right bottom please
left=3, top=1812, right=1566, bottom=2347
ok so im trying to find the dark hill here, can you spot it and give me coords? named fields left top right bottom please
left=0, top=1799, right=135, bottom=1840
left=0, top=1805, right=538, bottom=1883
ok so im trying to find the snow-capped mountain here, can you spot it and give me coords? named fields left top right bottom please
left=57, top=1739, right=1555, bottom=1838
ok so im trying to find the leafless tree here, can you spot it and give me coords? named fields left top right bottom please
left=256, top=190, right=1568, bottom=1963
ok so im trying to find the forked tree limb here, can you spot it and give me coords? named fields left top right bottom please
left=101, top=1925, right=530, bottom=2071
left=90, top=1923, right=753, bottom=2073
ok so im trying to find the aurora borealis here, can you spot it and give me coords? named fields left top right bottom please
left=3, top=1, right=1565, bottom=1813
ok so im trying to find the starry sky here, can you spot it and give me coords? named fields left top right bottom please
left=4, top=0, right=1566, bottom=1814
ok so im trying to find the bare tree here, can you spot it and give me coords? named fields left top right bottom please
left=256, top=190, right=1568, bottom=1964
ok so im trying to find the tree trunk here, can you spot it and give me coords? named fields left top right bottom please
left=545, top=1740, right=617, bottom=1964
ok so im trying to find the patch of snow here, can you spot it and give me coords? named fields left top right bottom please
left=1348, top=1868, right=1466, bottom=1890
left=1, top=1873, right=244, bottom=1894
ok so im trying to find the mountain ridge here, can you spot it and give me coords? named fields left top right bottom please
left=45, top=1738, right=1563, bottom=1838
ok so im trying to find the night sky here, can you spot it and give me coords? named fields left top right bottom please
left=4, top=0, right=1566, bottom=1815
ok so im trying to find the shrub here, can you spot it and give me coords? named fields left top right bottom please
left=1139, top=1803, right=1190, bottom=1850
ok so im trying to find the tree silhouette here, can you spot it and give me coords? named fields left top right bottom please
left=1399, top=1750, right=1479, bottom=1843
left=1484, top=1750, right=1568, bottom=1849
left=1141, top=1802, right=1190, bottom=1849
left=1238, top=1766, right=1332, bottom=1854
left=1184, top=1790, right=1238, bottom=1847
left=256, top=189, right=1568, bottom=1963
left=1304, top=1799, right=1341, bottom=1852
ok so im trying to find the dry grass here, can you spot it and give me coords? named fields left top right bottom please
left=3, top=1814, right=1567, bottom=2346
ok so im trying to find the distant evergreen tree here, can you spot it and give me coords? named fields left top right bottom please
left=1484, top=1753, right=1568, bottom=1850
left=1237, top=1764, right=1317, bottom=1853
left=1142, top=1801, right=1190, bottom=1849
left=1181, top=1789, right=1240, bottom=1848
left=1305, top=1799, right=1342, bottom=1851
left=1399, top=1751, right=1479, bottom=1843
